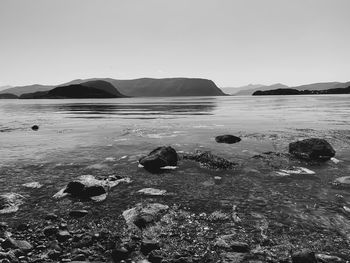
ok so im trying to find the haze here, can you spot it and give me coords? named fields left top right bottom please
left=0, top=0, right=349, bottom=87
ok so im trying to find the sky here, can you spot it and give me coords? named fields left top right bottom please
left=0, top=0, right=349, bottom=87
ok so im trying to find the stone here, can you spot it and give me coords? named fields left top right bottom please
left=43, top=226, right=58, bottom=236
left=1, top=237, right=33, bottom=252
left=48, top=250, right=62, bottom=260
left=64, top=181, right=106, bottom=200
left=31, top=125, right=39, bottom=131
left=214, top=234, right=249, bottom=252
left=291, top=250, right=317, bottom=263
left=57, top=230, right=71, bottom=242
left=215, top=135, right=241, bottom=144
left=44, top=213, right=58, bottom=220
left=140, top=239, right=160, bottom=255
left=69, top=210, right=89, bottom=218
left=148, top=250, right=165, bottom=263
left=123, top=203, right=169, bottom=229
left=0, top=193, right=25, bottom=214
left=137, top=188, right=167, bottom=196
left=111, top=247, right=129, bottom=262
left=289, top=138, right=335, bottom=161
left=139, top=146, right=178, bottom=171
left=183, top=151, right=237, bottom=170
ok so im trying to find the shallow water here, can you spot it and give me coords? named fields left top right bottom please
left=1, top=95, right=350, bottom=239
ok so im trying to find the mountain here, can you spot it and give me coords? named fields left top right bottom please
left=234, top=83, right=289, bottom=96
left=0, top=85, right=13, bottom=91
left=104, top=78, right=225, bottom=97
left=221, top=84, right=264, bottom=95
left=0, top=93, right=18, bottom=99
left=20, top=80, right=126, bottom=99
left=253, top=86, right=350, bottom=96
left=2, top=78, right=225, bottom=97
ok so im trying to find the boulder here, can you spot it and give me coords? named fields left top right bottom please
left=332, top=176, right=350, bottom=189
left=215, top=135, right=241, bottom=144
left=289, top=138, right=335, bottom=161
left=183, top=151, right=237, bottom=170
left=111, top=247, right=130, bottom=262
left=140, top=239, right=160, bottom=255
left=123, top=203, right=169, bottom=229
left=31, top=125, right=39, bottom=131
left=214, top=234, right=250, bottom=252
left=2, top=237, right=33, bottom=252
left=139, top=146, right=178, bottom=171
left=0, top=193, right=25, bottom=214
left=291, top=250, right=317, bottom=263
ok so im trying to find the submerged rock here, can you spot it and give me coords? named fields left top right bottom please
left=183, top=151, right=237, bottom=170
left=122, top=203, right=169, bottom=229
left=53, top=175, right=131, bottom=202
left=2, top=237, right=33, bottom=252
left=31, top=125, right=39, bottom=131
left=214, top=234, right=250, bottom=252
left=69, top=209, right=89, bottom=218
left=215, top=135, right=241, bottom=144
left=22, top=181, right=43, bottom=189
left=0, top=193, right=25, bottom=214
left=137, top=188, right=167, bottom=196
left=332, top=176, right=350, bottom=189
left=289, top=138, right=335, bottom=161
left=139, top=146, right=178, bottom=171
left=291, top=250, right=317, bottom=263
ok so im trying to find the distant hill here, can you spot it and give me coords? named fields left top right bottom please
left=233, top=81, right=350, bottom=95
left=221, top=84, right=264, bottom=95
left=234, top=83, right=289, bottom=96
left=20, top=80, right=126, bottom=99
left=0, top=85, right=13, bottom=91
left=0, top=93, right=18, bottom=99
left=2, top=78, right=225, bottom=97
left=253, top=86, right=350, bottom=96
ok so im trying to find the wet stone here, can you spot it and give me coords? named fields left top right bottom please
left=141, top=239, right=160, bottom=255
left=111, top=247, right=130, bottom=262
left=69, top=210, right=89, bottom=218
left=291, top=250, right=317, bottom=263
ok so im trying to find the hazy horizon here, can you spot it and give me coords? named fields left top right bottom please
left=1, top=0, right=349, bottom=87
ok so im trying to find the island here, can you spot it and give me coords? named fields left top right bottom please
left=253, top=86, right=350, bottom=96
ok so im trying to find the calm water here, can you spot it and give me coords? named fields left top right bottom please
left=1, top=95, right=350, bottom=237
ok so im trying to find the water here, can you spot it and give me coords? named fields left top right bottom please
left=1, top=95, right=350, bottom=240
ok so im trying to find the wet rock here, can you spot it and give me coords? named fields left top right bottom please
left=0, top=193, right=25, bottom=214
left=69, top=209, right=89, bottom=218
left=31, top=125, right=39, bottom=131
left=111, top=247, right=130, bottom=262
left=139, top=146, right=178, bottom=171
left=183, top=151, right=237, bottom=170
left=43, top=226, right=58, bottom=236
left=291, top=250, right=317, bottom=263
left=48, top=249, right=62, bottom=260
left=215, top=135, right=241, bottom=144
left=22, top=182, right=43, bottom=189
left=71, top=254, right=86, bottom=261
left=57, top=230, right=71, bottom=242
left=123, top=203, right=169, bottom=229
left=44, top=213, right=58, bottom=220
left=220, top=252, right=246, bottom=263
left=289, top=138, right=335, bottom=161
left=141, top=239, right=160, bottom=255
left=214, top=234, right=250, bottom=252
left=316, top=253, right=343, bottom=262
left=64, top=181, right=106, bottom=200
left=54, top=175, right=131, bottom=202
left=138, top=188, right=167, bottom=196
left=332, top=176, right=350, bottom=189
left=148, top=250, right=165, bottom=263
left=2, top=237, right=33, bottom=252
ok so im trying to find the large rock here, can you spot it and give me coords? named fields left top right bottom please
left=123, top=203, right=169, bottom=229
left=291, top=250, right=317, bottom=263
left=215, top=135, right=241, bottom=144
left=0, top=193, right=25, bottom=214
left=332, top=176, right=350, bottom=189
left=183, top=151, right=237, bottom=170
left=214, top=234, right=250, bottom=252
left=2, top=237, right=33, bottom=252
left=53, top=175, right=131, bottom=202
left=289, top=138, right=335, bottom=161
left=139, top=146, right=178, bottom=171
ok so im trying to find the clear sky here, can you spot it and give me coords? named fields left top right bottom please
left=0, top=0, right=349, bottom=87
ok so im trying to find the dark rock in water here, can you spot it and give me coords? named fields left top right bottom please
left=141, top=239, right=160, bottom=255
left=332, top=176, right=350, bottom=189
left=64, top=181, right=106, bottom=200
left=182, top=151, right=237, bottom=170
left=139, top=146, right=178, bottom=171
left=2, top=237, right=33, bottom=252
left=215, top=135, right=241, bottom=144
left=123, top=203, right=169, bottom=229
left=148, top=250, right=165, bottom=263
left=214, top=234, right=250, bottom=252
left=316, top=253, right=343, bottom=263
left=289, top=138, right=335, bottom=161
left=57, top=230, right=71, bottom=242
left=43, top=226, right=58, bottom=236
left=111, top=247, right=130, bottom=262
left=31, top=125, right=39, bottom=131
left=48, top=249, right=62, bottom=260
left=291, top=250, right=317, bottom=263
left=69, top=210, right=89, bottom=218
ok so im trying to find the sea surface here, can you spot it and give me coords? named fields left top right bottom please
left=1, top=95, right=350, bottom=238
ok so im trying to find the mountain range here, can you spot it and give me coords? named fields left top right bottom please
left=0, top=78, right=225, bottom=98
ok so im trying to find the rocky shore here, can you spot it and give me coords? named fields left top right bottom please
left=1, top=137, right=349, bottom=263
